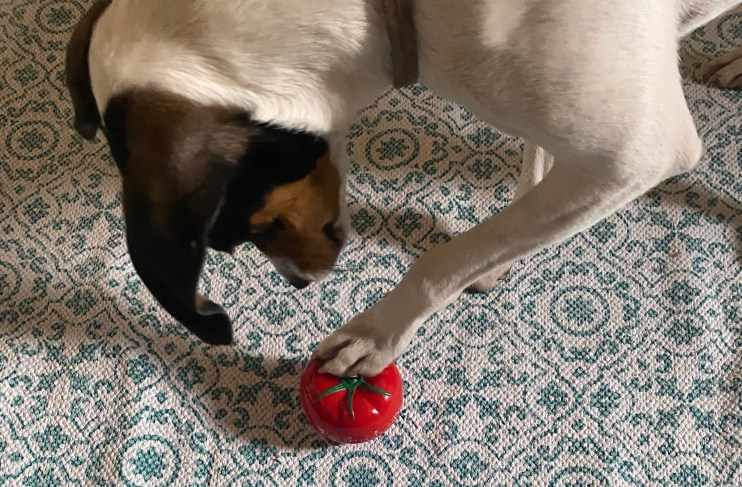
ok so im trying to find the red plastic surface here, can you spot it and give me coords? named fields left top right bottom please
left=300, top=361, right=403, bottom=444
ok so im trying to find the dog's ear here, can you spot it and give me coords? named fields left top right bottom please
left=104, top=92, right=252, bottom=345
left=65, top=0, right=111, bottom=140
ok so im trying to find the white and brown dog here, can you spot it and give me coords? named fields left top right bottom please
left=66, top=0, right=741, bottom=376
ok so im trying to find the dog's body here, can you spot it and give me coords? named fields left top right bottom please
left=66, top=0, right=741, bottom=375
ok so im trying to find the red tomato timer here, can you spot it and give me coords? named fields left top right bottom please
left=300, top=361, right=403, bottom=444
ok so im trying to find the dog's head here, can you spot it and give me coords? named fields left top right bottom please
left=65, top=1, right=345, bottom=344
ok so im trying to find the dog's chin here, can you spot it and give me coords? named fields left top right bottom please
left=281, top=270, right=333, bottom=289
left=268, top=257, right=334, bottom=289
left=282, top=271, right=329, bottom=289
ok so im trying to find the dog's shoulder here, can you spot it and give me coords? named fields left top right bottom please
left=87, top=0, right=389, bottom=134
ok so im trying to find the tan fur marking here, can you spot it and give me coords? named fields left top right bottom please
left=250, top=153, right=342, bottom=273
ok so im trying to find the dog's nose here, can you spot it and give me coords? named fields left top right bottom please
left=288, top=277, right=310, bottom=289
left=323, top=222, right=346, bottom=248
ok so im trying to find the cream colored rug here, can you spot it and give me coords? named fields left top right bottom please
left=0, top=2, right=740, bottom=485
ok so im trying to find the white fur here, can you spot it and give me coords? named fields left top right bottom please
left=87, top=0, right=741, bottom=376
left=468, top=141, right=554, bottom=292
left=89, top=0, right=392, bottom=134
left=481, top=0, right=526, bottom=48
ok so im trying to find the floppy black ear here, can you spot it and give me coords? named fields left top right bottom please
left=65, top=0, right=111, bottom=140
left=124, top=173, right=235, bottom=345
left=104, top=92, right=251, bottom=345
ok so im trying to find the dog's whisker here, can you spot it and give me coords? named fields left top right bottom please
left=331, top=266, right=359, bottom=273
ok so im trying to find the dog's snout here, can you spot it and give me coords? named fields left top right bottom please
left=323, top=222, right=346, bottom=248
left=288, top=276, right=311, bottom=289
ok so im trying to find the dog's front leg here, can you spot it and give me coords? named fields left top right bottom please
left=315, top=148, right=690, bottom=377
left=468, top=141, right=554, bottom=293
left=328, top=132, right=353, bottom=237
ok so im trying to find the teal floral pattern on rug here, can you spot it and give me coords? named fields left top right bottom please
left=0, top=1, right=740, bottom=485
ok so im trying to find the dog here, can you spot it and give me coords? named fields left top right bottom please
left=66, top=0, right=741, bottom=376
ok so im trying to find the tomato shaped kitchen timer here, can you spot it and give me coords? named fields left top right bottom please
left=300, top=361, right=403, bottom=444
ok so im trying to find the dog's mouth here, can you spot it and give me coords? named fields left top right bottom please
left=272, top=261, right=333, bottom=290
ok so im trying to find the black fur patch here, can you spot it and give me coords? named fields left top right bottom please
left=207, top=123, right=328, bottom=252
left=102, top=96, right=129, bottom=169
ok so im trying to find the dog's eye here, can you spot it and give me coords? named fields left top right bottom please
left=251, top=218, right=284, bottom=238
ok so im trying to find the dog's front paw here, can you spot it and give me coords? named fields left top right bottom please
left=704, top=48, right=742, bottom=90
left=313, top=313, right=403, bottom=377
left=466, top=262, right=514, bottom=294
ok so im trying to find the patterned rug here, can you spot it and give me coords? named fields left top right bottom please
left=1, top=2, right=741, bottom=486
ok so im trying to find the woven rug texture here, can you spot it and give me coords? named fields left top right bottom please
left=0, top=1, right=741, bottom=486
